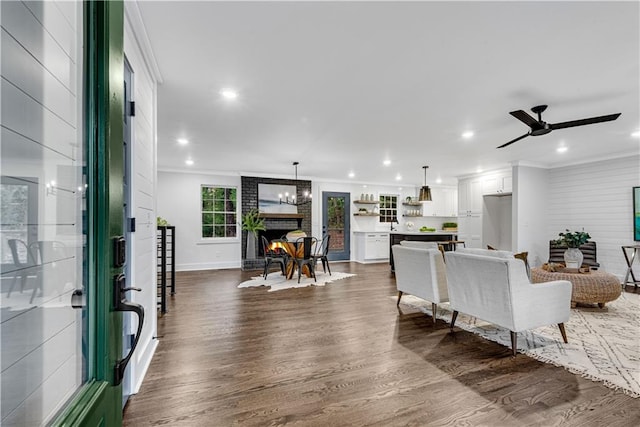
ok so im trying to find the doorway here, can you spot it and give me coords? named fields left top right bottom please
left=322, top=192, right=350, bottom=261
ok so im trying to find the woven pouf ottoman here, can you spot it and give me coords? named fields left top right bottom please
left=531, top=268, right=622, bottom=308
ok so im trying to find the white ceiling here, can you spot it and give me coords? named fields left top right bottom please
left=137, top=1, right=639, bottom=187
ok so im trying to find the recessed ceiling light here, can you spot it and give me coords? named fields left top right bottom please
left=476, top=168, right=483, bottom=173
left=462, top=131, right=474, bottom=139
left=362, top=185, right=367, bottom=188
left=436, top=178, right=442, bottom=184
left=395, top=174, right=402, bottom=181
left=177, top=138, right=189, bottom=145
left=398, top=187, right=403, bottom=191
left=348, top=172, right=355, bottom=178
left=632, top=131, right=640, bottom=138
left=383, top=160, right=391, bottom=166
left=557, top=146, right=568, bottom=153
left=185, top=159, right=194, bottom=166
left=220, top=88, right=238, bottom=100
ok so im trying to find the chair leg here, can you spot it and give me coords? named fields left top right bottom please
left=510, top=331, right=517, bottom=356
left=558, top=323, right=568, bottom=343
left=263, top=259, right=271, bottom=279
left=325, top=258, right=331, bottom=275
left=431, top=303, right=437, bottom=325
left=450, top=310, right=458, bottom=332
left=396, top=291, right=403, bottom=306
left=297, top=262, right=302, bottom=283
left=310, top=262, right=316, bottom=282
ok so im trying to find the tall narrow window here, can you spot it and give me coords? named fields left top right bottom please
left=201, top=186, right=237, bottom=238
left=379, top=194, right=398, bottom=223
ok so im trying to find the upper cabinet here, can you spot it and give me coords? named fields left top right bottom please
left=423, top=187, right=458, bottom=217
left=482, top=170, right=512, bottom=195
left=458, top=178, right=483, bottom=215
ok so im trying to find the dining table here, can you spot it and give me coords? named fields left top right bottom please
left=270, top=238, right=314, bottom=280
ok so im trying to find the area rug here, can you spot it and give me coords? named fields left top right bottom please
left=238, top=271, right=356, bottom=292
left=394, top=292, right=640, bottom=397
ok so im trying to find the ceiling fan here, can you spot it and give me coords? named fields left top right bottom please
left=497, top=105, right=621, bottom=149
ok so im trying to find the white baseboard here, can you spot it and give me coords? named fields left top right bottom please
left=132, top=336, right=159, bottom=394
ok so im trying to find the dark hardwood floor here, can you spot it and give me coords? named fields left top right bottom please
left=123, top=262, right=640, bottom=426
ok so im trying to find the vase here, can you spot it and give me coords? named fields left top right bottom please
left=564, top=247, right=583, bottom=269
left=246, top=232, right=256, bottom=260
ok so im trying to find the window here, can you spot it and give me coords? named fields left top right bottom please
left=201, top=186, right=237, bottom=238
left=379, top=194, right=398, bottom=223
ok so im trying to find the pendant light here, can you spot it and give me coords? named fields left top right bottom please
left=418, top=165, right=432, bottom=202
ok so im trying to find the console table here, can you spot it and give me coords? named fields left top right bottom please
left=531, top=267, right=621, bottom=308
left=622, top=245, right=640, bottom=289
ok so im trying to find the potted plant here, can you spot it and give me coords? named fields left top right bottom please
left=553, top=229, right=591, bottom=268
left=442, top=222, right=458, bottom=231
left=242, top=209, right=266, bottom=259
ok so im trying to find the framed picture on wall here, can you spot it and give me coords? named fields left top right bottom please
left=634, top=186, right=640, bottom=241
left=258, top=183, right=297, bottom=214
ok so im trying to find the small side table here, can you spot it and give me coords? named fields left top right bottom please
left=622, top=245, right=640, bottom=289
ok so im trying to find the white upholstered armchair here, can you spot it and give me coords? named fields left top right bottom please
left=392, top=245, right=448, bottom=324
left=444, top=249, right=572, bottom=356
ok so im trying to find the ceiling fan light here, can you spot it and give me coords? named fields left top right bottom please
left=419, top=186, right=432, bottom=202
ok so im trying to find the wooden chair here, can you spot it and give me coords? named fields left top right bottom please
left=549, top=241, right=599, bottom=269
left=293, top=237, right=318, bottom=283
left=312, top=234, right=331, bottom=275
left=261, top=236, right=288, bottom=279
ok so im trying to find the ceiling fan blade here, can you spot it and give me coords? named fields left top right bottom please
left=510, top=110, right=540, bottom=127
left=550, top=113, right=621, bottom=130
left=497, top=133, right=529, bottom=149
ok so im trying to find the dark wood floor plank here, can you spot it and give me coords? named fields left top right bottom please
left=123, top=263, right=640, bottom=426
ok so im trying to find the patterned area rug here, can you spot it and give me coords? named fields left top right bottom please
left=395, top=292, right=640, bottom=397
left=238, top=271, right=356, bottom=292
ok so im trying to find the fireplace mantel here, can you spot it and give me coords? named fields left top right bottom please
left=259, top=213, right=303, bottom=228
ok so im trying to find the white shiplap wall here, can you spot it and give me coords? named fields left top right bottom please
left=546, top=155, right=640, bottom=278
left=124, top=3, right=159, bottom=394
left=1, top=1, right=84, bottom=425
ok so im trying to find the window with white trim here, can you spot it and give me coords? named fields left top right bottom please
left=201, top=185, right=237, bottom=238
left=379, top=194, right=398, bottom=223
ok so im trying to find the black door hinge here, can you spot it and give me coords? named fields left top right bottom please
left=129, top=101, right=136, bottom=117
left=128, top=217, right=136, bottom=232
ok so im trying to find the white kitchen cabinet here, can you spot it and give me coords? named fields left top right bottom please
left=421, top=187, right=458, bottom=217
left=482, top=171, right=512, bottom=195
left=458, top=178, right=483, bottom=215
left=354, top=232, right=390, bottom=263
left=457, top=213, right=482, bottom=248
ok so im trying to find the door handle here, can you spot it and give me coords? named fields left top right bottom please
left=71, top=289, right=84, bottom=309
left=113, top=274, right=145, bottom=385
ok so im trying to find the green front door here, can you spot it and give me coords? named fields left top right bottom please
left=51, top=1, right=126, bottom=425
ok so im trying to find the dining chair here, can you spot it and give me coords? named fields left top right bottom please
left=293, top=236, right=318, bottom=283
left=261, top=236, right=289, bottom=279
left=312, top=234, right=331, bottom=275
left=7, top=239, right=41, bottom=302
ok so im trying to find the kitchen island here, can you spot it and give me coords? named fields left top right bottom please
left=389, top=231, right=458, bottom=271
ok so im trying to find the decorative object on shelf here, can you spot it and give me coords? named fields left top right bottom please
left=157, top=216, right=170, bottom=226
left=442, top=222, right=458, bottom=231
left=242, top=209, right=266, bottom=259
left=405, top=196, right=413, bottom=203
left=406, top=221, right=414, bottom=231
left=418, top=165, right=432, bottom=201
left=554, top=229, right=591, bottom=268
left=278, top=162, right=312, bottom=206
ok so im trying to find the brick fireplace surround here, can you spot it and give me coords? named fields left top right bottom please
left=241, top=176, right=312, bottom=270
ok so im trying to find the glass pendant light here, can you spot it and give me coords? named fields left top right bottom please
left=418, top=165, right=432, bottom=201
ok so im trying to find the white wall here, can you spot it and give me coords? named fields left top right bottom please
left=157, top=171, right=242, bottom=270
left=513, top=165, right=549, bottom=266
left=546, top=155, right=639, bottom=278
left=124, top=1, right=160, bottom=395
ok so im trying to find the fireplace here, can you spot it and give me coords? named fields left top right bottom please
left=257, top=229, right=297, bottom=257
